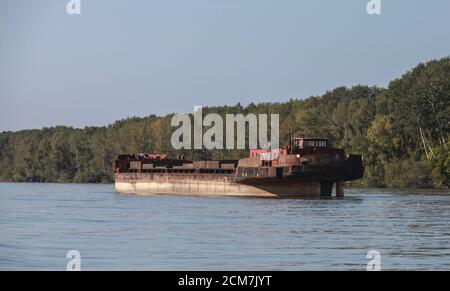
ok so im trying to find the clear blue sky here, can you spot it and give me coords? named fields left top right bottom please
left=1, top=0, right=449, bottom=132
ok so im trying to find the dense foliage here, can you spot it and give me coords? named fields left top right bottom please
left=0, top=58, right=449, bottom=188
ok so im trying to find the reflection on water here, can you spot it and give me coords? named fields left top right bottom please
left=0, top=183, right=449, bottom=270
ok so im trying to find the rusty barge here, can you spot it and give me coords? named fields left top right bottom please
left=114, top=137, right=364, bottom=198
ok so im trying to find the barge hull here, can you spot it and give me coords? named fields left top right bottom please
left=115, top=173, right=324, bottom=198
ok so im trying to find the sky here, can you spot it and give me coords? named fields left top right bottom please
left=0, top=0, right=449, bottom=132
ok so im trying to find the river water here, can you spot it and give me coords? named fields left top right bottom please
left=0, top=183, right=449, bottom=270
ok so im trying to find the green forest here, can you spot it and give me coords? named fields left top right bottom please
left=1, top=58, right=449, bottom=188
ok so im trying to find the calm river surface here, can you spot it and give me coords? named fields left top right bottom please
left=0, top=183, right=449, bottom=270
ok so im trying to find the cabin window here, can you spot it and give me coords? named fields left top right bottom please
left=304, top=140, right=327, bottom=148
left=293, top=139, right=327, bottom=148
left=305, top=140, right=315, bottom=147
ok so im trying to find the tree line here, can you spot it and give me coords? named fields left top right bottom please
left=0, top=58, right=449, bottom=188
